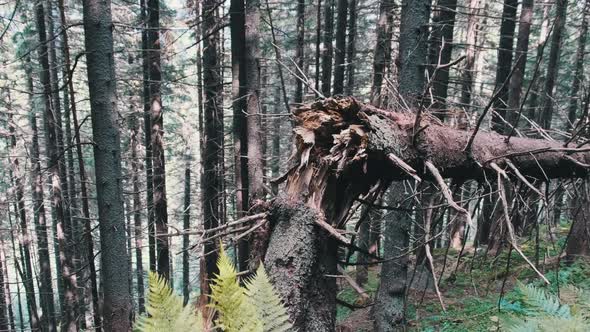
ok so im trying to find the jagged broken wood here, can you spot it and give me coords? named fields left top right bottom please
left=264, top=97, right=590, bottom=331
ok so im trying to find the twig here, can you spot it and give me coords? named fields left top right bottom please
left=315, top=218, right=351, bottom=245
left=388, top=153, right=422, bottom=182
left=505, top=160, right=544, bottom=197
left=337, top=266, right=370, bottom=300
left=425, top=161, right=473, bottom=227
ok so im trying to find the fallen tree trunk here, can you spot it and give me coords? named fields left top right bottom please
left=265, top=97, right=590, bottom=331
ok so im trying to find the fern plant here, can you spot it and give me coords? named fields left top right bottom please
left=501, top=281, right=590, bottom=332
left=135, top=272, right=203, bottom=332
left=135, top=244, right=294, bottom=332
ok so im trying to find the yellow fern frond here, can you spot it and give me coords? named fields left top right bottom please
left=135, top=272, right=203, bottom=332
left=245, top=264, right=294, bottom=332
left=210, top=245, right=262, bottom=332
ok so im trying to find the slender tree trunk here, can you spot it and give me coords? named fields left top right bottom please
left=140, top=0, right=157, bottom=273
left=24, top=50, right=57, bottom=331
left=200, top=0, right=222, bottom=305
left=344, top=0, right=357, bottom=96
left=321, top=0, right=334, bottom=96
left=0, top=241, right=9, bottom=332
left=460, top=0, right=481, bottom=109
left=295, top=0, right=306, bottom=103
left=230, top=0, right=251, bottom=273
left=567, top=0, right=589, bottom=130
left=130, top=113, right=145, bottom=314
left=369, top=0, right=395, bottom=107
left=315, top=0, right=322, bottom=92
left=565, top=180, right=590, bottom=260
left=36, top=1, right=78, bottom=329
left=540, top=0, right=568, bottom=130
left=506, top=0, right=534, bottom=127
left=332, top=0, right=348, bottom=95
left=491, top=0, right=517, bottom=133
left=271, top=85, right=281, bottom=195
left=182, top=148, right=191, bottom=305
left=428, top=0, right=458, bottom=115
left=0, top=241, right=16, bottom=332
left=147, top=0, right=170, bottom=280
left=81, top=0, right=133, bottom=329
left=527, top=1, right=550, bottom=122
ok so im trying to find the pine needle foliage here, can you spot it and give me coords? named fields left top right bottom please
left=501, top=281, right=590, bottom=332
left=135, top=272, right=203, bottom=332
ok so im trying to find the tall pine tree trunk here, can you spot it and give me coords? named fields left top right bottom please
left=182, top=148, right=191, bottom=305
left=130, top=113, right=145, bottom=313
left=567, top=0, right=589, bottom=130
left=344, top=0, right=357, bottom=96
left=369, top=0, right=394, bottom=106
left=332, top=0, right=348, bottom=95
left=294, top=0, right=306, bottom=103
left=321, top=0, right=334, bottom=96
left=81, top=0, right=133, bottom=329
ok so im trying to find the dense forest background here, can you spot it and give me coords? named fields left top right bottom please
left=0, top=0, right=590, bottom=330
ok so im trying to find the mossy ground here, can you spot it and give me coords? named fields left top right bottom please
left=337, top=221, right=590, bottom=331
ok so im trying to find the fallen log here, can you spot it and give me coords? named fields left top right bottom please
left=264, top=97, right=590, bottom=331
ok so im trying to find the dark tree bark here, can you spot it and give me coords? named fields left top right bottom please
left=315, top=0, right=322, bottom=92
left=332, top=0, right=348, bottom=95
left=0, top=242, right=8, bottom=332
left=428, top=0, right=458, bottom=114
left=230, top=0, right=251, bottom=273
left=140, top=0, right=157, bottom=273
left=199, top=0, right=222, bottom=304
left=460, top=0, right=481, bottom=109
left=526, top=2, right=550, bottom=122
left=492, top=0, right=517, bottom=133
left=0, top=243, right=15, bottom=332
left=540, top=0, right=568, bottom=130
left=295, top=0, right=306, bottom=103
left=565, top=180, right=590, bottom=260
left=147, top=0, right=170, bottom=280
left=24, top=51, right=57, bottom=331
left=344, top=0, right=357, bottom=96
left=567, top=0, right=589, bottom=130
left=369, top=0, right=395, bottom=106
left=81, top=0, right=133, bottom=329
left=398, top=0, right=430, bottom=102
left=35, top=1, right=78, bottom=329
left=182, top=148, right=191, bottom=305
left=321, top=0, right=335, bottom=96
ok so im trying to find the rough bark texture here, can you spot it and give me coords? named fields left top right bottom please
left=398, top=0, right=430, bottom=102
left=567, top=0, right=589, bottom=130
left=321, top=0, right=335, bottom=96
left=182, top=150, right=191, bottom=305
left=344, top=0, right=357, bottom=96
left=200, top=0, right=222, bottom=302
left=565, top=180, right=590, bottom=260
left=82, top=0, right=133, bottom=329
left=540, top=0, right=568, bottom=130
left=295, top=0, right=306, bottom=103
left=506, top=0, right=534, bottom=127
left=369, top=0, right=395, bottom=106
left=460, top=0, right=480, bottom=108
left=333, top=0, right=348, bottom=95
left=264, top=199, right=338, bottom=331
left=428, top=0, right=458, bottom=113
left=147, top=0, right=170, bottom=280
left=130, top=113, right=145, bottom=313
left=492, top=0, right=517, bottom=133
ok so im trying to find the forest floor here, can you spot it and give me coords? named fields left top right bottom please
left=336, top=222, right=590, bottom=331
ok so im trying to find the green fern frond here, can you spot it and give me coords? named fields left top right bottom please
left=517, top=281, right=571, bottom=318
left=245, top=264, right=294, bottom=332
left=136, top=272, right=202, bottom=332
left=210, top=245, right=262, bottom=332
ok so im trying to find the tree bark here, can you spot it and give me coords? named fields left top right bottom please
left=344, top=0, right=357, bottom=96
left=182, top=148, right=191, bottom=305
left=81, top=0, right=133, bottom=329
left=200, top=0, right=222, bottom=304
left=147, top=0, right=170, bottom=280
left=540, top=0, right=568, bottom=130
left=492, top=0, right=517, bottom=133
left=24, top=51, right=57, bottom=331
left=566, top=0, right=589, bottom=130
left=428, top=0, right=458, bottom=114
left=332, top=0, right=348, bottom=95
left=460, top=0, right=481, bottom=109
left=295, top=0, right=306, bottom=103
left=506, top=0, right=534, bottom=127
left=565, top=180, right=590, bottom=260
left=130, top=113, right=145, bottom=314
left=321, top=0, right=335, bottom=96
left=0, top=241, right=9, bottom=332
left=369, top=0, right=395, bottom=107
left=398, top=0, right=430, bottom=102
